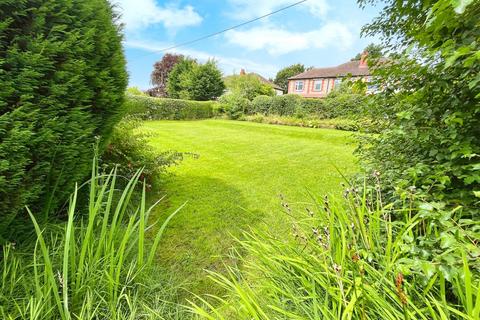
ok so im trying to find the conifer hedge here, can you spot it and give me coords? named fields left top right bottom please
left=0, top=0, right=127, bottom=222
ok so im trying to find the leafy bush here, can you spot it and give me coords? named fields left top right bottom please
left=191, top=188, right=480, bottom=319
left=218, top=93, right=251, bottom=119
left=0, top=0, right=127, bottom=224
left=323, top=90, right=368, bottom=118
left=246, top=91, right=369, bottom=120
left=251, top=95, right=274, bottom=114
left=126, top=95, right=216, bottom=120
left=166, top=58, right=225, bottom=101
left=357, top=0, right=480, bottom=213
left=224, top=74, right=274, bottom=101
left=243, top=114, right=361, bottom=131
left=126, top=87, right=147, bottom=96
left=269, top=94, right=302, bottom=116
left=0, top=163, right=184, bottom=319
left=101, top=117, right=183, bottom=187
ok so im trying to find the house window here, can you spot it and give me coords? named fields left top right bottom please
left=334, top=78, right=342, bottom=90
left=325, top=79, right=331, bottom=92
left=313, top=80, right=322, bottom=91
left=295, top=81, right=304, bottom=91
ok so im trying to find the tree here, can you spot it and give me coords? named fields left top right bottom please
left=351, top=43, right=383, bottom=61
left=166, top=57, right=197, bottom=99
left=149, top=53, right=183, bottom=97
left=225, top=74, right=275, bottom=100
left=274, top=64, right=305, bottom=92
left=167, top=59, right=225, bottom=101
left=358, top=0, right=479, bottom=211
left=181, top=60, right=225, bottom=101
left=0, top=0, right=127, bottom=229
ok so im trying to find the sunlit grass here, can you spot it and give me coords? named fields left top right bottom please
left=189, top=186, right=480, bottom=320
left=0, top=160, right=184, bottom=319
left=141, top=119, right=357, bottom=295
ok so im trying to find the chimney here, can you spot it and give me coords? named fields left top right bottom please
left=359, top=51, right=368, bottom=68
left=240, top=68, right=246, bottom=75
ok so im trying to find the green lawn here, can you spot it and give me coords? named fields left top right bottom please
left=142, top=119, right=357, bottom=294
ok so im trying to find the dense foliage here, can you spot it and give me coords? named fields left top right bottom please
left=217, top=93, right=251, bottom=119
left=149, top=53, right=183, bottom=97
left=0, top=0, right=127, bottom=230
left=224, top=74, right=274, bottom=100
left=0, top=164, right=184, bottom=319
left=126, top=94, right=217, bottom=120
left=249, top=91, right=369, bottom=119
left=101, top=117, right=183, bottom=187
left=165, top=57, right=196, bottom=99
left=273, top=63, right=306, bottom=92
left=245, top=114, right=362, bottom=131
left=192, top=188, right=479, bottom=319
left=357, top=0, right=480, bottom=212
left=351, top=43, right=383, bottom=60
left=166, top=58, right=225, bottom=101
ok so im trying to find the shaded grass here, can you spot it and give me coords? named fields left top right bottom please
left=141, top=119, right=357, bottom=295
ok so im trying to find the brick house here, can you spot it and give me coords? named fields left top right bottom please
left=287, top=54, right=371, bottom=98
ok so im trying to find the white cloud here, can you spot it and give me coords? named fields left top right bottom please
left=114, top=0, right=203, bottom=31
left=228, top=0, right=329, bottom=20
left=225, top=23, right=354, bottom=55
left=125, top=40, right=279, bottom=78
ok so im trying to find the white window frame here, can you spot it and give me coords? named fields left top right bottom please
left=295, top=80, right=304, bottom=92
left=313, top=79, right=322, bottom=91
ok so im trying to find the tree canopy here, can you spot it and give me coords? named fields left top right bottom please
left=0, top=0, right=127, bottom=226
left=358, top=0, right=479, bottom=212
left=167, top=58, right=225, bottom=101
left=150, top=53, right=183, bottom=97
left=225, top=74, right=275, bottom=100
left=274, top=64, right=306, bottom=92
left=351, top=43, right=383, bottom=60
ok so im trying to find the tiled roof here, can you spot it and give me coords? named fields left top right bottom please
left=289, top=60, right=370, bottom=80
left=250, top=73, right=283, bottom=91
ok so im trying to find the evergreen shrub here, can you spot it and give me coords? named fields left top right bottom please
left=0, top=0, right=127, bottom=225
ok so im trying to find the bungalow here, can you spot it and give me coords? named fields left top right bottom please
left=287, top=53, right=371, bottom=98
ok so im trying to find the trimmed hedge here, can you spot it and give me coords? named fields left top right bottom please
left=126, top=95, right=216, bottom=120
left=249, top=93, right=368, bottom=119
left=0, top=0, right=127, bottom=225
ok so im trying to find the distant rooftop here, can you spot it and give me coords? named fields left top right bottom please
left=289, top=60, right=370, bottom=80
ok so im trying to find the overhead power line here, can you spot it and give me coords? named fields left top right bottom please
left=132, top=0, right=308, bottom=59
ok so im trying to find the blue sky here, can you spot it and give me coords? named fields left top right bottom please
left=115, top=0, right=382, bottom=89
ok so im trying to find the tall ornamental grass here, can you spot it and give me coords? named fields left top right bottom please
left=190, top=186, right=479, bottom=319
left=0, top=160, right=184, bottom=319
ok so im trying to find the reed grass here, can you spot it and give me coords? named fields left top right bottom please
left=189, top=187, right=480, bottom=319
left=0, top=159, right=185, bottom=319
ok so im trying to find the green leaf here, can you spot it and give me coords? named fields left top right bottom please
left=439, top=232, right=456, bottom=249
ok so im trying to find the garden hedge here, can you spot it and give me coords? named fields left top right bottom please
left=248, top=93, right=367, bottom=119
left=0, top=0, right=127, bottom=226
left=127, top=95, right=217, bottom=120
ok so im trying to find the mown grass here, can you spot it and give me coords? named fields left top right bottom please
left=141, top=119, right=357, bottom=295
